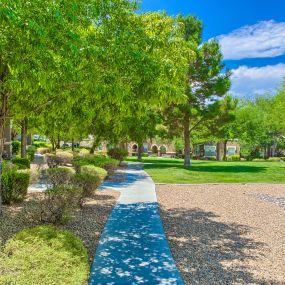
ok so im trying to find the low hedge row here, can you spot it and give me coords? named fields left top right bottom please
left=73, top=156, right=119, bottom=174
left=11, top=157, right=30, bottom=169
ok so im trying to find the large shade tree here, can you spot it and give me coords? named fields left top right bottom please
left=0, top=0, right=138, bottom=213
left=163, top=16, right=231, bottom=167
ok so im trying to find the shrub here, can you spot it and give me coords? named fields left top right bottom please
left=40, top=186, right=83, bottom=224
left=36, top=147, right=51, bottom=155
left=12, top=141, right=20, bottom=155
left=72, top=173, right=101, bottom=197
left=12, top=157, right=30, bottom=169
left=32, top=141, right=51, bottom=148
left=46, top=154, right=62, bottom=168
left=27, top=146, right=36, bottom=161
left=268, top=157, right=282, bottom=162
left=252, top=158, right=266, bottom=162
left=78, top=148, right=90, bottom=155
left=73, top=156, right=118, bottom=174
left=207, top=156, right=217, bottom=161
left=47, top=167, right=74, bottom=187
left=81, top=165, right=108, bottom=181
left=0, top=226, right=89, bottom=285
left=1, top=170, right=30, bottom=204
left=107, top=148, right=128, bottom=162
left=56, top=150, right=74, bottom=165
left=229, top=155, right=240, bottom=161
left=280, top=157, right=285, bottom=162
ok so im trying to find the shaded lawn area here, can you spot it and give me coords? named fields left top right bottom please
left=126, top=157, right=285, bottom=184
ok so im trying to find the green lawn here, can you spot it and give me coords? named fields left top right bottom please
left=126, top=157, right=285, bottom=184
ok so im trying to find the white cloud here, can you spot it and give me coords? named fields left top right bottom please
left=230, top=64, right=285, bottom=98
left=216, top=20, right=285, bottom=60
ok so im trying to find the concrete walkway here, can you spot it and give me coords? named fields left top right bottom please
left=89, top=163, right=184, bottom=285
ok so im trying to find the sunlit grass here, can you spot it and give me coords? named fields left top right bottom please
left=126, top=157, right=285, bottom=184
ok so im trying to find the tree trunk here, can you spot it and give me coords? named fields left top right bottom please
left=137, top=142, right=143, bottom=160
left=50, top=137, right=56, bottom=151
left=56, top=134, right=60, bottom=149
left=0, top=93, right=8, bottom=216
left=71, top=138, right=75, bottom=152
left=216, top=142, right=224, bottom=161
left=183, top=113, right=191, bottom=167
left=223, top=140, right=228, bottom=161
left=90, top=137, right=99, bottom=154
left=0, top=65, right=8, bottom=215
left=21, top=117, right=28, bottom=158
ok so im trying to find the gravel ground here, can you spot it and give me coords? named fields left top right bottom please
left=156, top=184, right=285, bottom=285
left=0, top=190, right=119, bottom=264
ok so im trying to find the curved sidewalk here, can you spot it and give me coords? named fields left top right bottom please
left=89, top=163, right=184, bottom=285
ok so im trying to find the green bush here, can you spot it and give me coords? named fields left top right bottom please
left=1, top=170, right=30, bottom=204
left=12, top=157, right=30, bottom=169
left=268, top=157, right=282, bottom=162
left=41, top=186, right=83, bottom=224
left=107, top=148, right=128, bottom=162
left=72, top=173, right=101, bottom=197
left=252, top=158, right=266, bottom=162
left=32, top=141, right=51, bottom=148
left=56, top=150, right=74, bottom=165
left=73, top=156, right=118, bottom=174
left=12, top=141, right=20, bottom=155
left=81, top=165, right=108, bottom=181
left=0, top=226, right=88, bottom=285
left=27, top=146, right=36, bottom=161
left=47, top=167, right=74, bottom=187
left=36, top=147, right=51, bottom=154
left=229, top=155, right=240, bottom=161
left=46, top=154, right=62, bottom=168
left=280, top=157, right=285, bottom=162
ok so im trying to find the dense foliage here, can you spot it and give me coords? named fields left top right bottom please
left=0, top=226, right=89, bottom=284
left=1, top=170, right=30, bottom=204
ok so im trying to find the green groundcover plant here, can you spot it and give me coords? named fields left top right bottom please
left=0, top=226, right=89, bottom=285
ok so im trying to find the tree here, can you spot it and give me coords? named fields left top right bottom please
left=163, top=16, right=231, bottom=167
left=0, top=0, right=137, bottom=213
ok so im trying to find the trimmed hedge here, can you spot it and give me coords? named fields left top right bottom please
left=47, top=167, right=74, bottom=187
left=12, top=157, right=30, bottom=169
left=32, top=141, right=51, bottom=148
left=72, top=173, right=101, bottom=197
left=56, top=150, right=74, bottom=165
left=228, top=155, right=241, bottom=161
left=1, top=170, right=30, bottom=204
left=12, top=141, right=20, bottom=155
left=27, top=146, right=36, bottom=161
left=81, top=165, right=107, bottom=181
left=0, top=226, right=89, bottom=285
left=36, top=147, right=51, bottom=154
left=41, top=185, right=83, bottom=223
left=268, top=157, right=282, bottom=162
left=73, top=156, right=118, bottom=174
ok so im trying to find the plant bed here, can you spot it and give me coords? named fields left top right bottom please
left=0, top=226, right=89, bottom=285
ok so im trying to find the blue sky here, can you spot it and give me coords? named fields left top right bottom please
left=139, top=0, right=285, bottom=98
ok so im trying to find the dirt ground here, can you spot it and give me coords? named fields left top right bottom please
left=0, top=190, right=119, bottom=264
left=156, top=184, right=285, bottom=285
